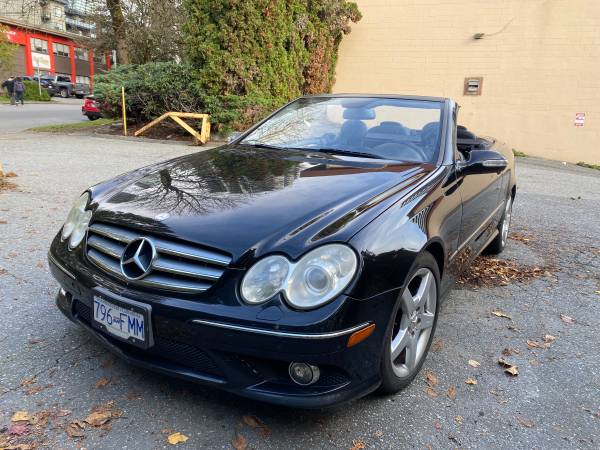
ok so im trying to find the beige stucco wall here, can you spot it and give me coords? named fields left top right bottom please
left=334, top=0, right=600, bottom=164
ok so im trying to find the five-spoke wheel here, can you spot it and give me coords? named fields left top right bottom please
left=379, top=252, right=440, bottom=393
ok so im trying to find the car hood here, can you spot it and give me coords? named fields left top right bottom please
left=91, top=145, right=433, bottom=264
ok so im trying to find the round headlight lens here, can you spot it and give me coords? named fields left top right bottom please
left=286, top=244, right=357, bottom=309
left=61, top=193, right=91, bottom=248
left=69, top=210, right=92, bottom=249
left=241, top=255, right=289, bottom=304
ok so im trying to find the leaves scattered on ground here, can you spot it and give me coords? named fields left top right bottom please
left=458, top=256, right=555, bottom=288
left=527, top=334, right=556, bottom=349
left=465, top=378, right=477, bottom=385
left=468, top=359, right=481, bottom=368
left=430, top=340, right=444, bottom=352
left=509, top=232, right=533, bottom=245
left=498, top=358, right=519, bottom=376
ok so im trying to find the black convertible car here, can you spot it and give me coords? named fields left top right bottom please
left=49, top=95, right=515, bottom=408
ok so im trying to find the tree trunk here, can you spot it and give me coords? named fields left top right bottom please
left=106, top=0, right=130, bottom=65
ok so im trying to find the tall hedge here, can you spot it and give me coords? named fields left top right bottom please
left=183, top=0, right=361, bottom=130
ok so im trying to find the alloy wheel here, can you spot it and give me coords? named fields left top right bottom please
left=390, top=268, right=437, bottom=378
left=501, top=197, right=512, bottom=247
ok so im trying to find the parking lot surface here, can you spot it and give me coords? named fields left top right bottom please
left=1, top=132, right=599, bottom=449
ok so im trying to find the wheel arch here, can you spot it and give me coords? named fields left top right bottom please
left=421, top=239, right=445, bottom=280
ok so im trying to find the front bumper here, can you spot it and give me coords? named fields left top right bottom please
left=49, top=253, right=396, bottom=408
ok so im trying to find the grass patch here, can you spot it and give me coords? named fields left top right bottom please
left=512, top=149, right=527, bottom=157
left=28, top=118, right=114, bottom=133
left=576, top=161, right=600, bottom=171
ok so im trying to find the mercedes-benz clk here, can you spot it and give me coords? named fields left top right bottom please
left=49, top=95, right=516, bottom=408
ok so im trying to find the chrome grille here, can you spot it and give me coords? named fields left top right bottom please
left=86, top=222, right=231, bottom=294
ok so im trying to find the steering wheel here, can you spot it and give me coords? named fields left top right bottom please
left=372, top=143, right=428, bottom=162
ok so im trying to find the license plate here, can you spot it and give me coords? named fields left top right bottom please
left=93, top=295, right=147, bottom=345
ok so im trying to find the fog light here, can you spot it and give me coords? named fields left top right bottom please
left=288, top=362, right=320, bottom=386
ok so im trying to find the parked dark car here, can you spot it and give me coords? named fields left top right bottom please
left=82, top=95, right=102, bottom=120
left=48, top=95, right=516, bottom=408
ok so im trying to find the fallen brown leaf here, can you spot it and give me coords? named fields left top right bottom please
left=350, top=440, right=366, bottom=450
left=434, top=420, right=443, bottom=431
left=454, top=415, right=463, bottom=424
left=502, top=347, right=518, bottom=356
left=468, top=359, right=481, bottom=368
left=242, top=414, right=270, bottom=437
left=20, top=377, right=36, bottom=387
left=167, top=432, right=189, bottom=445
left=498, top=358, right=519, bottom=376
left=425, top=387, right=439, bottom=398
left=95, top=377, right=110, bottom=389
left=67, top=421, right=85, bottom=438
left=374, top=430, right=384, bottom=438
left=231, top=433, right=248, bottom=450
left=11, top=411, right=30, bottom=422
left=425, top=370, right=438, bottom=387
left=560, top=313, right=576, bottom=324
left=431, top=340, right=444, bottom=352
left=25, top=386, right=42, bottom=396
left=517, top=416, right=535, bottom=428
left=465, top=377, right=477, bottom=385
left=85, top=411, right=111, bottom=427
left=36, top=261, right=44, bottom=269
left=491, top=310, right=512, bottom=320
left=447, top=385, right=457, bottom=400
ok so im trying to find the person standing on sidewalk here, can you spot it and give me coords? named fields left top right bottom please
left=1, top=76, right=15, bottom=105
left=13, top=77, right=25, bottom=106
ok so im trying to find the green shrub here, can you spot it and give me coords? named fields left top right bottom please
left=23, top=81, right=51, bottom=101
left=94, top=62, right=204, bottom=121
left=183, top=0, right=361, bottom=131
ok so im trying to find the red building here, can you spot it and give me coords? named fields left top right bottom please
left=1, top=18, right=110, bottom=90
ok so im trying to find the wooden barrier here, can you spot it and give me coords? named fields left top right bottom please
left=134, top=112, right=211, bottom=145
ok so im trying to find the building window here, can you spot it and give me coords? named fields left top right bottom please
left=74, top=48, right=89, bottom=61
left=464, top=77, right=483, bottom=96
left=76, top=76, right=91, bottom=85
left=53, top=6, right=63, bottom=17
left=30, top=38, right=49, bottom=54
left=56, top=74, right=71, bottom=83
left=53, top=43, right=70, bottom=57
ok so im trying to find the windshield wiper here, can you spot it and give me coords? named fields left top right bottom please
left=311, top=148, right=381, bottom=159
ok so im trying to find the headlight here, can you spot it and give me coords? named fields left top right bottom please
left=241, top=255, right=289, bottom=304
left=61, top=192, right=92, bottom=249
left=240, top=244, right=358, bottom=310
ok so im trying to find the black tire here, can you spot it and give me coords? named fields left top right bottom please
left=76, top=94, right=83, bottom=99
left=484, top=195, right=513, bottom=255
left=378, top=251, right=441, bottom=394
left=60, top=88, right=68, bottom=98
left=87, top=115, right=99, bottom=121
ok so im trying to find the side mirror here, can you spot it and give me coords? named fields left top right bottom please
left=458, top=150, right=508, bottom=175
left=227, top=131, right=243, bottom=144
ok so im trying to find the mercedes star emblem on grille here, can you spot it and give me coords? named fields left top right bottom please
left=120, top=237, right=157, bottom=280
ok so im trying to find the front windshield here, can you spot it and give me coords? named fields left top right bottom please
left=241, top=97, right=444, bottom=163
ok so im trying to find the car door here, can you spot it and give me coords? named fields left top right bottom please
left=453, top=148, right=503, bottom=264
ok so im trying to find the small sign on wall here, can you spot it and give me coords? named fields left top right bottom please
left=574, top=112, right=585, bottom=127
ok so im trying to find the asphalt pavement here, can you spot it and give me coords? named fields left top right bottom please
left=0, top=131, right=599, bottom=449
left=0, top=98, right=84, bottom=133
